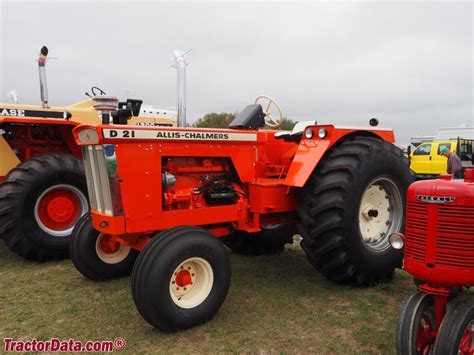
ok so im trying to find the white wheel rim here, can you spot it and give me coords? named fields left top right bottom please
left=34, top=184, right=89, bottom=237
left=358, top=177, right=403, bottom=252
left=169, top=257, right=214, bottom=309
left=95, top=233, right=130, bottom=264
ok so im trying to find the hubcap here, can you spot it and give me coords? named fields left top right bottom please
left=95, top=233, right=130, bottom=264
left=169, top=257, right=214, bottom=309
left=358, top=177, right=403, bottom=252
left=34, top=184, right=89, bottom=237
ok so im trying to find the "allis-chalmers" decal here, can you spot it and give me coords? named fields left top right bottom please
left=102, top=128, right=258, bottom=142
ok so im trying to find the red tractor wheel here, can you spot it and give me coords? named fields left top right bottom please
left=35, top=185, right=88, bottom=237
left=0, top=154, right=88, bottom=261
left=433, top=300, right=474, bottom=355
left=396, top=291, right=437, bottom=355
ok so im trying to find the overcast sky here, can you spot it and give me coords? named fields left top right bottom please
left=0, top=1, right=472, bottom=144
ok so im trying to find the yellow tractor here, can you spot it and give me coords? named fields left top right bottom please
left=0, top=46, right=176, bottom=261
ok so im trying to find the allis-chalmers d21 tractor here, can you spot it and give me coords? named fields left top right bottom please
left=391, top=170, right=474, bottom=354
left=0, top=46, right=176, bottom=261
left=70, top=69, right=413, bottom=331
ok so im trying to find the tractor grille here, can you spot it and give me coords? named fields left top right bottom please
left=82, top=145, right=114, bottom=215
left=405, top=200, right=474, bottom=269
left=436, top=205, right=474, bottom=268
left=405, top=200, right=428, bottom=262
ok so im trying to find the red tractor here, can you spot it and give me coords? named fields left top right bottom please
left=69, top=65, right=413, bottom=330
left=391, top=170, right=474, bottom=354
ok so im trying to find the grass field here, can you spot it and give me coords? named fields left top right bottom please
left=0, top=241, right=417, bottom=354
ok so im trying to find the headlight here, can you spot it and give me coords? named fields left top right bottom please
left=389, top=233, right=405, bottom=250
left=77, top=128, right=99, bottom=144
left=304, top=128, right=314, bottom=139
left=318, top=128, right=327, bottom=139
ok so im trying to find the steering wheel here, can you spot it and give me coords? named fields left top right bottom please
left=255, top=95, right=284, bottom=128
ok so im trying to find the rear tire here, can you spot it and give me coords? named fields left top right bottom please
left=433, top=300, right=474, bottom=355
left=297, top=136, right=413, bottom=285
left=0, top=154, right=88, bottom=261
left=222, top=223, right=294, bottom=255
left=396, top=291, right=436, bottom=355
left=70, top=214, right=138, bottom=281
left=131, top=226, right=231, bottom=332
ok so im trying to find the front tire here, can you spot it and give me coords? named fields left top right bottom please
left=297, top=136, right=413, bottom=285
left=222, top=223, right=294, bottom=255
left=70, top=214, right=138, bottom=281
left=433, top=300, right=474, bottom=355
left=396, top=291, right=436, bottom=355
left=0, top=154, right=89, bottom=261
left=131, top=226, right=231, bottom=332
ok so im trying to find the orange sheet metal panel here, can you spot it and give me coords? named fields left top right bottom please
left=124, top=204, right=242, bottom=234
left=116, top=143, right=163, bottom=224
left=249, top=179, right=296, bottom=213
left=91, top=212, right=126, bottom=235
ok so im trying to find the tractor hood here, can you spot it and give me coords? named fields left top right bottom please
left=0, top=99, right=99, bottom=125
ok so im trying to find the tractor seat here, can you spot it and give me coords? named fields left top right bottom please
left=228, top=104, right=265, bottom=129
left=274, top=120, right=317, bottom=142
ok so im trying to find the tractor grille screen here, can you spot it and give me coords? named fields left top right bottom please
left=82, top=145, right=114, bottom=215
left=405, top=201, right=428, bottom=262
left=435, top=205, right=474, bottom=268
left=406, top=200, right=474, bottom=269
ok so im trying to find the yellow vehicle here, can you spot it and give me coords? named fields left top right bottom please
left=410, top=138, right=474, bottom=178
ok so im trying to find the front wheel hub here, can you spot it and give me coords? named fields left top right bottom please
left=95, top=233, right=131, bottom=264
left=170, top=257, right=214, bottom=309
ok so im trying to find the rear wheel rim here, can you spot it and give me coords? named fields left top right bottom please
left=358, top=177, right=403, bottom=252
left=34, top=184, right=88, bottom=237
left=169, top=257, right=214, bottom=309
left=95, top=233, right=131, bottom=264
left=459, top=322, right=474, bottom=355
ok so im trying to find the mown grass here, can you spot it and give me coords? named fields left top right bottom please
left=0, top=241, right=416, bottom=354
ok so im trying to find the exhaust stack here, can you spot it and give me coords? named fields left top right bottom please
left=38, top=46, right=49, bottom=108
left=172, top=50, right=189, bottom=127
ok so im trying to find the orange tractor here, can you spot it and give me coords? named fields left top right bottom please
left=69, top=52, right=413, bottom=331
left=0, top=46, right=176, bottom=261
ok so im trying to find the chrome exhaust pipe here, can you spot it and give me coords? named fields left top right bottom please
left=173, top=50, right=188, bottom=127
left=38, top=46, right=49, bottom=108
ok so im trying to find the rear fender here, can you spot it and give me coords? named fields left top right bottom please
left=284, top=125, right=395, bottom=187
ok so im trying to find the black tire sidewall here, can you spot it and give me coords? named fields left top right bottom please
left=133, top=231, right=230, bottom=331
left=70, top=214, right=137, bottom=281
left=434, top=300, right=474, bottom=355
left=397, top=291, right=435, bottom=355
left=343, top=145, right=412, bottom=275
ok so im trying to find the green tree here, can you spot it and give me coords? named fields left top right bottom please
left=193, top=112, right=236, bottom=128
